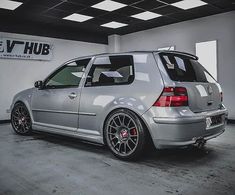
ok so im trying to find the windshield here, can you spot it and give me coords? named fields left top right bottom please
left=159, top=53, right=216, bottom=83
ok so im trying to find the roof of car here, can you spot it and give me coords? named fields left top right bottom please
left=67, top=50, right=198, bottom=63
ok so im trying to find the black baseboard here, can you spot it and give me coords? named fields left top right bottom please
left=228, top=119, right=235, bottom=124
left=0, top=120, right=10, bottom=124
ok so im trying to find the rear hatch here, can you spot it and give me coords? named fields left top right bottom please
left=158, top=52, right=222, bottom=113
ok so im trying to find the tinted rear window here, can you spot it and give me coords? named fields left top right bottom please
left=160, top=53, right=215, bottom=83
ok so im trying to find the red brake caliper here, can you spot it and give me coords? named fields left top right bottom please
left=130, top=128, right=137, bottom=136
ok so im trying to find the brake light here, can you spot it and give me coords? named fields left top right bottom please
left=153, top=87, right=188, bottom=107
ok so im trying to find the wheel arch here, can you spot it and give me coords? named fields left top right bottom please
left=12, top=100, right=34, bottom=123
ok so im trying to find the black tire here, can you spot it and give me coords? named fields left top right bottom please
left=104, top=109, right=147, bottom=160
left=11, top=102, right=32, bottom=135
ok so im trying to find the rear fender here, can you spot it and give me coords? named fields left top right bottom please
left=99, top=97, right=152, bottom=139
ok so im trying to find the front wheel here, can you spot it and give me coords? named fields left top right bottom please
left=11, top=102, right=32, bottom=135
left=104, top=109, right=147, bottom=160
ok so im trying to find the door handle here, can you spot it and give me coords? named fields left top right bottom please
left=68, top=92, right=77, bottom=99
left=207, top=100, right=213, bottom=106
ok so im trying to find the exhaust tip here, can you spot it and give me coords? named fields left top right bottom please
left=195, top=138, right=206, bottom=149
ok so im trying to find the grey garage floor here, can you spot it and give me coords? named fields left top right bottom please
left=0, top=124, right=235, bottom=195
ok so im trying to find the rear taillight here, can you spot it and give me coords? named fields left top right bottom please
left=220, top=92, right=223, bottom=102
left=153, top=87, right=188, bottom=107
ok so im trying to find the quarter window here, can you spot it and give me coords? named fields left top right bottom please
left=86, top=55, right=134, bottom=86
left=45, top=58, right=90, bottom=88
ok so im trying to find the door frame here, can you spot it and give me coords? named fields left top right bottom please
left=31, top=57, right=93, bottom=132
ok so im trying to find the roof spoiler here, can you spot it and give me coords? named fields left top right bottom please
left=156, top=50, right=199, bottom=60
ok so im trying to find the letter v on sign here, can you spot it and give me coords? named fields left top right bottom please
left=6, top=40, right=24, bottom=53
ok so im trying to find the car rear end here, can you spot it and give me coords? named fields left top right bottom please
left=142, top=51, right=227, bottom=149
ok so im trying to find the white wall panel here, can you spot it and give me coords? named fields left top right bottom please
left=196, top=40, right=217, bottom=80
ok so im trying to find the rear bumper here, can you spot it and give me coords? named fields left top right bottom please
left=142, top=107, right=228, bottom=149
left=152, top=124, right=225, bottom=148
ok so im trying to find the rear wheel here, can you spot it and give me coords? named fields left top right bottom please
left=11, top=102, right=32, bottom=135
left=104, top=109, right=147, bottom=160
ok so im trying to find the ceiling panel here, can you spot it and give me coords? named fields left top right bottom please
left=114, top=0, right=143, bottom=5
left=133, top=0, right=166, bottom=10
left=14, top=4, right=47, bottom=15
left=67, top=0, right=104, bottom=6
left=169, top=11, right=198, bottom=21
left=29, top=0, right=63, bottom=8
left=43, top=9, right=70, bottom=18
left=188, top=4, right=223, bottom=17
left=54, top=2, right=85, bottom=12
left=78, top=7, right=108, bottom=17
left=160, top=0, right=182, bottom=4
left=98, top=12, right=126, bottom=21
left=152, top=5, right=182, bottom=15
left=112, top=6, right=143, bottom=16
left=203, top=0, right=235, bottom=9
left=0, top=0, right=234, bottom=44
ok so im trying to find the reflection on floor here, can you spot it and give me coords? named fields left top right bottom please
left=0, top=124, right=234, bottom=195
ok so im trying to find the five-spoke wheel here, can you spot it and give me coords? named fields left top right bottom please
left=105, top=109, right=147, bottom=160
left=11, top=102, right=32, bottom=135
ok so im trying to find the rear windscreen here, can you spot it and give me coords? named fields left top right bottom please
left=159, top=53, right=216, bottom=83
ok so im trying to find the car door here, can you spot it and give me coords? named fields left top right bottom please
left=31, top=58, right=91, bottom=131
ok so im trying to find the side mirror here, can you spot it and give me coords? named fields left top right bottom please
left=34, top=80, right=43, bottom=89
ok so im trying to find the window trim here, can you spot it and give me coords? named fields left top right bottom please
left=84, top=55, right=135, bottom=88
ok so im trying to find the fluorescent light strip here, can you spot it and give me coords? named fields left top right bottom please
left=101, top=21, right=128, bottom=29
left=171, top=0, right=207, bottom=10
left=63, top=13, right=93, bottom=22
left=0, top=0, right=22, bottom=10
left=92, top=0, right=127, bottom=12
left=131, top=11, right=162, bottom=21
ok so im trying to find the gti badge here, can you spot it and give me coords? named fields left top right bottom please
left=208, top=86, right=213, bottom=95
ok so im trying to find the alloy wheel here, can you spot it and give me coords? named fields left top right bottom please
left=11, top=104, right=32, bottom=134
left=107, top=113, right=139, bottom=156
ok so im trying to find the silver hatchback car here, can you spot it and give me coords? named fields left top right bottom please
left=10, top=51, right=227, bottom=160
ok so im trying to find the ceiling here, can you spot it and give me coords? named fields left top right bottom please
left=0, top=0, right=234, bottom=44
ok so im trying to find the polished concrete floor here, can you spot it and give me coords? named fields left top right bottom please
left=0, top=124, right=235, bottom=195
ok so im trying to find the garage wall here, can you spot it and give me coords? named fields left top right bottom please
left=0, top=32, right=108, bottom=120
left=120, top=11, right=235, bottom=120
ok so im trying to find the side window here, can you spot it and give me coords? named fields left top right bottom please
left=86, top=55, right=134, bottom=87
left=45, top=58, right=90, bottom=88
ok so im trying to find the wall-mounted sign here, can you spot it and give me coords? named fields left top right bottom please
left=0, top=38, right=53, bottom=61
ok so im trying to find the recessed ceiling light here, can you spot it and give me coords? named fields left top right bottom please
left=92, top=0, right=127, bottom=12
left=131, top=11, right=162, bottom=21
left=101, top=21, right=128, bottom=29
left=0, top=0, right=22, bottom=10
left=171, top=0, right=207, bottom=10
left=63, top=13, right=93, bottom=22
